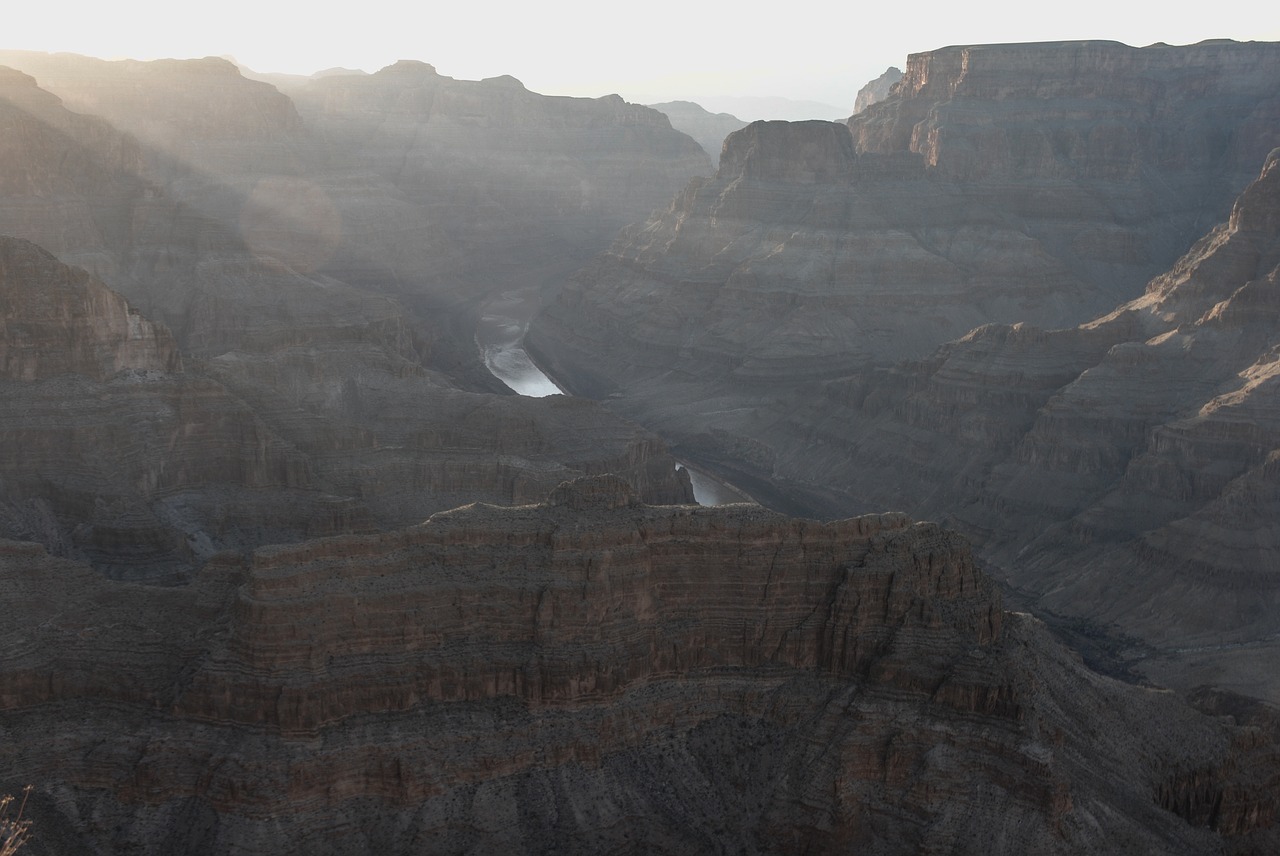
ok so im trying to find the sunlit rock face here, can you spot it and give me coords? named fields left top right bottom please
left=0, top=51, right=711, bottom=382
left=523, top=40, right=1280, bottom=698
left=2, top=476, right=1276, bottom=854
left=852, top=66, right=902, bottom=114
left=0, top=58, right=697, bottom=559
left=532, top=40, right=1280, bottom=390
left=281, top=62, right=711, bottom=305
left=0, top=52, right=308, bottom=179
left=742, top=148, right=1280, bottom=700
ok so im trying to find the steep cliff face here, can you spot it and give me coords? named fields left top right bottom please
left=523, top=41, right=1280, bottom=703
left=0, top=52, right=712, bottom=382
left=0, top=477, right=1275, bottom=854
left=0, top=236, right=177, bottom=380
left=0, top=236, right=691, bottom=580
left=282, top=61, right=711, bottom=304
left=764, top=148, right=1280, bottom=700
left=0, top=61, right=699, bottom=551
left=852, top=66, right=902, bottom=115
left=529, top=38, right=1280, bottom=399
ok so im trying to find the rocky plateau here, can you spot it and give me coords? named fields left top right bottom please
left=1, top=476, right=1278, bottom=854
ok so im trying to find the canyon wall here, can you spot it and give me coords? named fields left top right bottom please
left=532, top=41, right=1280, bottom=395
left=0, top=51, right=710, bottom=379
left=768, top=145, right=1280, bottom=700
left=0, top=234, right=690, bottom=581
left=523, top=41, right=1280, bottom=697
left=1, top=476, right=1275, bottom=854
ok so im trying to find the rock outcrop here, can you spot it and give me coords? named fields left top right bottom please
left=0, top=235, right=691, bottom=580
left=0, top=52, right=711, bottom=382
left=523, top=40, right=1280, bottom=701
left=0, top=237, right=177, bottom=380
left=533, top=40, right=1280, bottom=390
left=852, top=66, right=902, bottom=114
left=732, top=147, right=1280, bottom=701
left=0, top=477, right=1276, bottom=854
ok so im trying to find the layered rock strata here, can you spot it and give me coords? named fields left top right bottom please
left=0, top=235, right=691, bottom=580
left=0, top=59, right=702, bottom=571
left=529, top=38, right=1280, bottom=404
left=736, top=147, right=1280, bottom=700
left=0, top=53, right=714, bottom=400
left=524, top=41, right=1280, bottom=700
left=0, top=476, right=1275, bottom=854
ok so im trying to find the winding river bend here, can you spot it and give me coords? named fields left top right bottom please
left=476, top=290, right=754, bottom=507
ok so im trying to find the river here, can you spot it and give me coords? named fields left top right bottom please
left=476, top=290, right=754, bottom=507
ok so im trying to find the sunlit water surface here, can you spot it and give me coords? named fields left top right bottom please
left=476, top=291, right=753, bottom=507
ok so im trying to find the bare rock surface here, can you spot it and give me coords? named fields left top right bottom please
left=0, top=51, right=710, bottom=380
left=0, top=56, right=701, bottom=578
left=852, top=66, right=902, bottom=115
left=523, top=41, right=1280, bottom=701
left=0, top=236, right=177, bottom=380
left=733, top=148, right=1280, bottom=701
left=0, top=235, right=691, bottom=580
left=530, top=39, right=1280, bottom=388
left=1, top=477, right=1276, bottom=854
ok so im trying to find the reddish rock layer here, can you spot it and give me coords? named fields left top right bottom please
left=1, top=478, right=1277, bottom=853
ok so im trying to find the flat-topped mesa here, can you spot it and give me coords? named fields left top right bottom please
left=718, top=120, right=857, bottom=183
left=177, top=478, right=999, bottom=733
left=853, top=40, right=1280, bottom=180
left=0, top=236, right=179, bottom=380
left=546, top=472, right=641, bottom=510
left=532, top=40, right=1280, bottom=407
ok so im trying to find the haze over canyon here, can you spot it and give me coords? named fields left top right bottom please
left=0, top=36, right=1279, bottom=855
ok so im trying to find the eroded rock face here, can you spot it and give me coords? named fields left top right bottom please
left=529, top=38, right=1280, bottom=401
left=852, top=66, right=902, bottom=115
left=282, top=61, right=711, bottom=309
left=0, top=236, right=691, bottom=580
left=523, top=41, right=1280, bottom=699
left=749, top=148, right=1280, bottom=700
left=0, top=236, right=177, bottom=380
left=0, top=52, right=712, bottom=384
left=0, top=478, right=1275, bottom=854
left=0, top=59, right=701, bottom=578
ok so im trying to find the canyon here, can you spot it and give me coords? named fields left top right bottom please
left=2, top=476, right=1278, bottom=853
left=527, top=38, right=1280, bottom=701
left=1, top=37, right=1279, bottom=854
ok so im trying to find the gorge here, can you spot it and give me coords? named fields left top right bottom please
left=1, top=36, right=1279, bottom=855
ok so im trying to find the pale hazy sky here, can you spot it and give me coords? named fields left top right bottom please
left=8, top=1, right=1280, bottom=115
